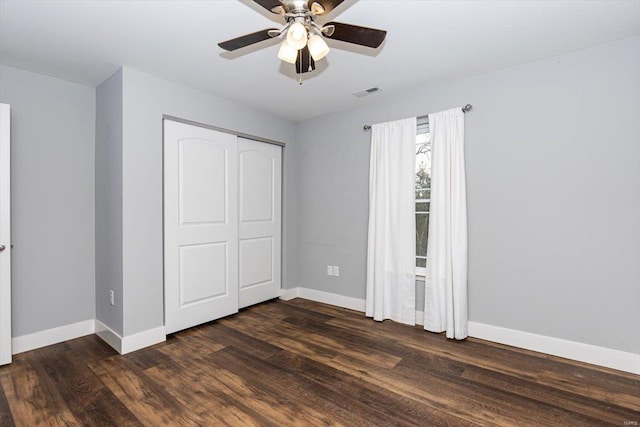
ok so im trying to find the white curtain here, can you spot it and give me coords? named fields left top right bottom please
left=424, top=108, right=468, bottom=339
left=366, top=117, right=417, bottom=325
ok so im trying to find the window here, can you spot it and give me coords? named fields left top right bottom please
left=415, top=128, right=431, bottom=276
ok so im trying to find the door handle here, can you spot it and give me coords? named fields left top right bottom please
left=0, top=244, right=5, bottom=252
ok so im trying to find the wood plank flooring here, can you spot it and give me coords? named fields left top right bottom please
left=0, top=298, right=638, bottom=426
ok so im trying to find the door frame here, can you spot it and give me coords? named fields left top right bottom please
left=0, top=103, right=11, bottom=365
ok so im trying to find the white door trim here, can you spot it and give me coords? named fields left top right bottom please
left=0, top=103, right=11, bottom=365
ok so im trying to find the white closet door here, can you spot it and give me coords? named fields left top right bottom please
left=0, top=104, right=11, bottom=365
left=238, top=138, right=281, bottom=308
left=164, top=120, right=238, bottom=334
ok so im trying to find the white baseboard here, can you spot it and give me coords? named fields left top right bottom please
left=95, top=320, right=166, bottom=355
left=95, top=320, right=122, bottom=353
left=282, top=288, right=639, bottom=375
left=12, top=319, right=95, bottom=355
left=122, top=326, right=166, bottom=354
left=281, top=287, right=365, bottom=312
left=279, top=287, right=299, bottom=301
left=467, top=321, right=640, bottom=375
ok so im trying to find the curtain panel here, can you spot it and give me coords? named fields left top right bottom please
left=424, top=108, right=468, bottom=339
left=366, top=117, right=417, bottom=325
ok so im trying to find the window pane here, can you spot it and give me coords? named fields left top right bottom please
left=416, top=132, right=431, bottom=271
left=415, top=159, right=430, bottom=195
left=415, top=189, right=430, bottom=201
left=416, top=137, right=431, bottom=203
left=416, top=213, right=429, bottom=257
left=416, top=201, right=430, bottom=212
left=416, top=132, right=430, bottom=144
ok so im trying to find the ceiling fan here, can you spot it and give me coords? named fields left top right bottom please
left=218, top=0, right=387, bottom=78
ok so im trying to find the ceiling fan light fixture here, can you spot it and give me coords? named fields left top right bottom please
left=321, top=24, right=335, bottom=37
left=308, top=34, right=329, bottom=61
left=310, top=2, right=325, bottom=15
left=271, top=5, right=286, bottom=15
left=286, top=21, right=308, bottom=50
left=277, top=40, right=298, bottom=64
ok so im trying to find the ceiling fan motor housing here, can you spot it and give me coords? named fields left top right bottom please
left=281, top=2, right=317, bottom=36
left=279, top=1, right=313, bottom=15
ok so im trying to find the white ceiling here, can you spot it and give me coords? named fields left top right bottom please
left=1, top=0, right=638, bottom=121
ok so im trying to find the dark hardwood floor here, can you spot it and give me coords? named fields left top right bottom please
left=0, top=298, right=638, bottom=426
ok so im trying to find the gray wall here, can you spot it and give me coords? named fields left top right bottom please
left=293, top=36, right=640, bottom=354
left=118, top=67, right=296, bottom=336
left=0, top=65, right=95, bottom=336
left=95, top=69, right=123, bottom=335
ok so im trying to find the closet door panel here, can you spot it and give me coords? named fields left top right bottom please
left=239, top=151, right=273, bottom=222
left=239, top=238, right=272, bottom=287
left=179, top=140, right=227, bottom=224
left=164, top=120, right=238, bottom=334
left=238, top=138, right=281, bottom=308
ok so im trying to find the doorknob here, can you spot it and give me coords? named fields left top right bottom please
left=0, top=244, right=5, bottom=252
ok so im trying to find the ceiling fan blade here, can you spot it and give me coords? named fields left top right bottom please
left=218, top=29, right=280, bottom=51
left=253, top=0, right=287, bottom=15
left=308, top=0, right=344, bottom=15
left=324, top=21, right=387, bottom=48
left=295, top=46, right=316, bottom=74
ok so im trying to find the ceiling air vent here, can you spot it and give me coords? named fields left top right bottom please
left=352, top=86, right=382, bottom=98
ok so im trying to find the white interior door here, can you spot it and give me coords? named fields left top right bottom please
left=164, top=120, right=239, bottom=334
left=0, top=104, right=11, bottom=365
left=238, top=138, right=281, bottom=308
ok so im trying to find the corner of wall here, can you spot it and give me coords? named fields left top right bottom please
left=95, top=319, right=165, bottom=355
left=95, top=67, right=125, bottom=337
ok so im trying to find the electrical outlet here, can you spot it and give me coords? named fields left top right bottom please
left=109, top=290, right=115, bottom=306
left=326, top=265, right=340, bottom=277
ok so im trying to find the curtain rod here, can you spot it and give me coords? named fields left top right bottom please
left=363, top=104, right=473, bottom=131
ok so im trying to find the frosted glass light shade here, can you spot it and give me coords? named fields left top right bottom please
left=286, top=22, right=307, bottom=50
left=278, top=40, right=298, bottom=64
left=308, top=34, right=329, bottom=60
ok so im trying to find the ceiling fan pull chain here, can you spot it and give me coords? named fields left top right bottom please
left=298, top=48, right=304, bottom=85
